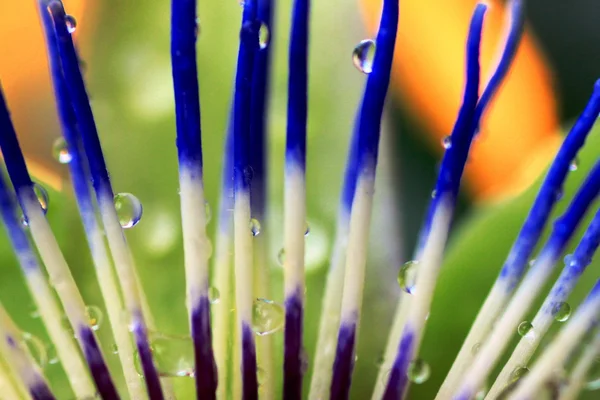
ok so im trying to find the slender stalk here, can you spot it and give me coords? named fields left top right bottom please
left=0, top=305, right=55, bottom=400
left=39, top=5, right=145, bottom=397
left=559, top=329, right=600, bottom=400
left=439, top=78, right=600, bottom=399
left=0, top=86, right=118, bottom=398
left=283, top=0, right=310, bottom=395
left=487, top=199, right=600, bottom=398
left=329, top=0, right=399, bottom=395
left=232, top=0, right=260, bottom=396
left=0, top=355, right=25, bottom=400
left=213, top=129, right=237, bottom=400
left=455, top=163, right=600, bottom=399
left=46, top=2, right=164, bottom=397
left=509, top=280, right=600, bottom=399
left=171, top=0, right=217, bottom=397
left=380, top=5, right=485, bottom=399
left=251, top=0, right=275, bottom=394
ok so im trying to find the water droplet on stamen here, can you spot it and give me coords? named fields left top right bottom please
left=208, top=287, right=220, bottom=304
left=407, top=358, right=430, bottom=384
left=398, top=260, right=418, bottom=294
left=250, top=218, right=261, bottom=236
left=442, top=135, right=452, bottom=149
left=22, top=332, right=48, bottom=368
left=471, top=342, right=481, bottom=355
left=552, top=302, right=571, bottom=322
left=52, top=137, right=72, bottom=164
left=111, top=344, right=119, bottom=354
left=517, top=321, right=533, bottom=338
left=352, top=39, right=376, bottom=74
left=304, top=223, right=310, bottom=237
left=252, top=298, right=284, bottom=336
left=195, top=17, right=201, bottom=38
left=65, top=15, right=77, bottom=33
left=113, top=193, right=143, bottom=228
left=85, top=305, right=103, bottom=331
left=135, top=332, right=195, bottom=378
left=570, top=158, right=579, bottom=172
left=258, top=22, right=270, bottom=50
left=431, top=190, right=437, bottom=199
left=509, top=366, right=530, bottom=383
left=277, top=248, right=285, bottom=265
left=33, top=183, right=49, bottom=213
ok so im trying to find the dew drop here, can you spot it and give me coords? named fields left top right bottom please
left=509, top=366, right=530, bottom=383
left=304, top=223, right=310, bottom=237
left=277, top=248, right=285, bottom=266
left=252, top=298, right=284, bottom=336
left=194, top=17, right=201, bottom=38
left=407, top=358, right=430, bottom=384
left=111, top=344, right=119, bottom=354
left=33, top=183, right=49, bottom=213
left=517, top=321, right=533, bottom=338
left=135, top=332, right=195, bottom=378
left=258, top=22, right=270, bottom=50
left=442, top=135, right=452, bottom=149
left=564, top=254, right=574, bottom=266
left=208, top=287, right=220, bottom=304
left=551, top=302, right=571, bottom=322
left=257, top=367, right=267, bottom=385
left=65, top=15, right=77, bottom=33
left=250, top=218, right=261, bottom=236
left=352, top=39, right=376, bottom=74
left=113, top=193, right=143, bottom=228
left=569, top=158, right=579, bottom=172
left=431, top=190, right=437, bottom=199
left=397, top=260, right=418, bottom=294
left=22, top=332, right=48, bottom=368
left=52, top=137, right=72, bottom=164
left=471, top=342, right=481, bottom=355
left=85, top=305, right=103, bottom=331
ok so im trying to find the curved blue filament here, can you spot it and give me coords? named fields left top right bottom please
left=474, top=0, right=524, bottom=126
left=46, top=2, right=164, bottom=398
left=171, top=0, right=204, bottom=173
left=416, top=4, right=486, bottom=255
left=233, top=0, right=259, bottom=193
left=498, top=79, right=600, bottom=290
left=285, top=0, right=309, bottom=172
left=328, top=0, right=399, bottom=397
left=381, top=6, right=488, bottom=400
left=283, top=0, right=310, bottom=396
left=249, top=0, right=274, bottom=216
left=170, top=0, right=218, bottom=398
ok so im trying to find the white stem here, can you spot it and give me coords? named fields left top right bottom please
left=213, top=225, right=236, bottom=400
left=456, top=250, right=558, bottom=397
left=487, top=269, right=582, bottom=398
left=338, top=174, right=376, bottom=341
left=96, top=193, right=173, bottom=398
left=233, top=190, right=254, bottom=363
left=308, top=216, right=349, bottom=399
left=20, top=193, right=98, bottom=398
left=283, top=166, right=306, bottom=299
left=559, top=329, right=600, bottom=400
left=509, top=294, right=600, bottom=399
left=436, top=282, right=508, bottom=399
left=254, top=233, right=274, bottom=399
left=78, top=208, right=145, bottom=399
left=0, top=305, right=50, bottom=396
left=0, top=352, right=28, bottom=400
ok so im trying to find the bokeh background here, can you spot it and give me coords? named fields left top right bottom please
left=1, top=0, right=600, bottom=398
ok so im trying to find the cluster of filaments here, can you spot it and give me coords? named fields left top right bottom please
left=1, top=0, right=600, bottom=399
